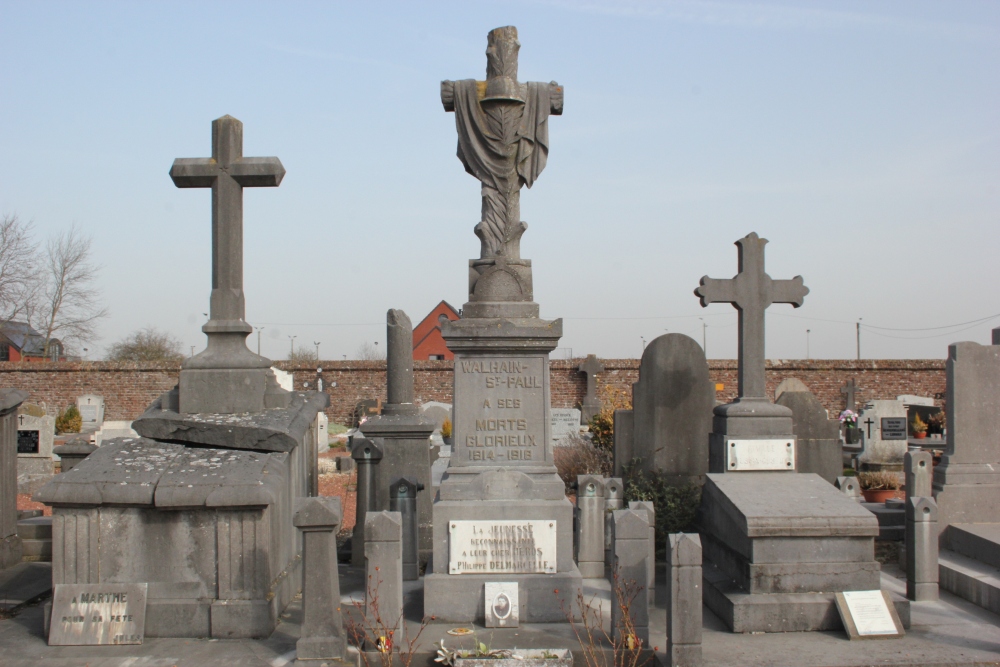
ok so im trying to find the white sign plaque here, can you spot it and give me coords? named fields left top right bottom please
left=48, top=583, right=148, bottom=645
left=449, top=520, right=557, bottom=575
left=835, top=590, right=904, bottom=640
left=484, top=582, right=519, bottom=628
left=726, top=438, right=795, bottom=471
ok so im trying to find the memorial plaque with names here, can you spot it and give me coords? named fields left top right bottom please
left=835, top=589, right=904, bottom=640
left=449, top=520, right=557, bottom=574
left=550, top=407, right=581, bottom=446
left=880, top=417, right=907, bottom=441
left=484, top=582, right=519, bottom=628
left=453, top=356, right=547, bottom=466
left=49, top=583, right=148, bottom=646
left=17, top=430, right=40, bottom=454
left=725, top=438, right=796, bottom=471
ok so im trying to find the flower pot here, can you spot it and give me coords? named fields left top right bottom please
left=914, top=432, right=927, bottom=440
left=862, top=489, right=901, bottom=503
left=844, top=426, right=860, bottom=445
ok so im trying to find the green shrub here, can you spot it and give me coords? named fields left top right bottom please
left=622, top=459, right=701, bottom=555
left=587, top=412, right=614, bottom=452
left=56, top=405, right=82, bottom=433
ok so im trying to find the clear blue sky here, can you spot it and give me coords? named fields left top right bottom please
left=2, top=1, right=998, bottom=361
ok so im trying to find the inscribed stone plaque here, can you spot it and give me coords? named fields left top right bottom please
left=880, top=418, right=907, bottom=441
left=448, top=520, right=557, bottom=574
left=76, top=395, right=104, bottom=426
left=49, top=583, right=148, bottom=645
left=835, top=590, right=904, bottom=640
left=453, top=356, right=547, bottom=466
left=550, top=408, right=581, bottom=445
left=484, top=582, right=519, bottom=628
left=725, top=438, right=796, bottom=471
left=17, top=430, right=39, bottom=454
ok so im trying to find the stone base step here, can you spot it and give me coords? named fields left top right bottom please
left=21, top=538, right=52, bottom=561
left=703, top=559, right=909, bottom=634
left=17, top=516, right=52, bottom=540
left=938, top=548, right=1000, bottom=615
left=947, top=523, right=1000, bottom=570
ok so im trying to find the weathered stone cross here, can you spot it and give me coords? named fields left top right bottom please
left=170, top=115, right=284, bottom=334
left=841, top=378, right=860, bottom=412
left=695, top=233, right=808, bottom=400
left=578, top=354, right=605, bottom=423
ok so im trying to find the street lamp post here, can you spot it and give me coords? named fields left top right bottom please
left=289, top=335, right=297, bottom=356
left=254, top=326, right=265, bottom=356
left=806, top=329, right=811, bottom=360
left=314, top=341, right=321, bottom=360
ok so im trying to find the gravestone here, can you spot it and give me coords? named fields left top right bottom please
left=364, top=511, right=403, bottom=631
left=841, top=378, right=862, bottom=412
left=666, top=533, right=703, bottom=667
left=578, top=355, right=604, bottom=424
left=76, top=395, right=104, bottom=431
left=360, top=309, right=435, bottom=560
left=631, top=333, right=714, bottom=485
left=611, top=509, right=650, bottom=645
left=550, top=407, right=582, bottom=445
left=574, top=475, right=605, bottom=578
left=36, top=116, right=327, bottom=639
left=420, top=401, right=452, bottom=430
left=776, top=387, right=842, bottom=484
left=774, top=377, right=810, bottom=400
left=612, top=408, right=634, bottom=477
left=857, top=400, right=908, bottom=465
left=16, top=412, right=56, bottom=494
left=694, top=233, right=882, bottom=633
left=1, top=389, right=29, bottom=570
left=425, top=26, right=580, bottom=623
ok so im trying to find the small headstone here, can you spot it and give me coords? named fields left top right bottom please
left=575, top=475, right=605, bottom=578
left=835, top=476, right=862, bottom=501
left=1, top=387, right=29, bottom=570
left=420, top=401, right=452, bottom=430
left=905, top=496, right=938, bottom=602
left=834, top=590, right=905, bottom=640
left=484, top=582, right=519, bottom=628
left=774, top=377, right=810, bottom=401
left=628, top=500, right=656, bottom=606
left=75, top=395, right=104, bottom=430
left=16, top=413, right=55, bottom=494
left=666, top=533, right=703, bottom=667
left=365, top=511, right=403, bottom=631
left=550, top=407, right=582, bottom=445
left=776, top=389, right=842, bottom=484
left=857, top=400, right=908, bottom=464
left=48, top=583, right=148, bottom=645
left=611, top=509, right=650, bottom=646
left=631, top=333, right=714, bottom=484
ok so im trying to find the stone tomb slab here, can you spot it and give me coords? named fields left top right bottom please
left=49, top=582, right=148, bottom=645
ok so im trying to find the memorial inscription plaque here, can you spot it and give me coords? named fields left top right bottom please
left=49, top=583, right=148, bottom=646
left=449, top=520, right=557, bottom=574
left=17, top=429, right=40, bottom=454
left=725, top=438, right=796, bottom=471
left=880, top=417, right=907, bottom=441
left=835, top=590, right=904, bottom=640
left=453, top=357, right=547, bottom=465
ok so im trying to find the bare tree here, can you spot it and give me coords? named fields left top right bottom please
left=106, top=327, right=184, bottom=362
left=288, top=347, right=318, bottom=362
left=0, top=214, right=41, bottom=322
left=37, top=225, right=108, bottom=356
left=355, top=341, right=385, bottom=361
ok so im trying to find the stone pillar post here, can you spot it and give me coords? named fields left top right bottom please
left=835, top=476, right=861, bottom=501
left=389, top=477, right=422, bottom=580
left=604, top=477, right=623, bottom=569
left=293, top=497, right=349, bottom=662
left=629, top=500, right=656, bottom=606
left=575, top=475, right=605, bottom=578
left=384, top=309, right=416, bottom=413
left=906, top=497, right=939, bottom=601
left=0, top=389, right=28, bottom=570
left=904, top=451, right=932, bottom=498
left=352, top=437, right=383, bottom=567
left=364, top=511, right=403, bottom=631
left=611, top=509, right=650, bottom=646
left=666, top=533, right=703, bottom=667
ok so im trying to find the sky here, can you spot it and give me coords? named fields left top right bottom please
left=1, top=1, right=998, bottom=361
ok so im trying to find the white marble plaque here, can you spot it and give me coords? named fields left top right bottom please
left=837, top=590, right=904, bottom=639
left=49, top=583, right=148, bottom=645
left=484, top=582, right=519, bottom=628
left=449, top=520, right=557, bottom=575
left=726, top=438, right=795, bottom=471
left=550, top=408, right=582, bottom=445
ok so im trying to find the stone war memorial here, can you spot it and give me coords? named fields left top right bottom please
left=6, top=21, right=1000, bottom=667
left=34, top=115, right=328, bottom=639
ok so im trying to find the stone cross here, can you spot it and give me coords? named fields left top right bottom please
left=441, top=26, right=563, bottom=260
left=863, top=417, right=876, bottom=440
left=841, top=378, right=860, bottom=412
left=695, top=233, right=808, bottom=400
left=170, top=115, right=284, bottom=353
left=578, top=354, right=604, bottom=423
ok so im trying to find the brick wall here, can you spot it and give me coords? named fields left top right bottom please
left=0, top=358, right=945, bottom=425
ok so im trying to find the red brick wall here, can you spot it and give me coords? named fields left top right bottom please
left=0, top=359, right=945, bottom=425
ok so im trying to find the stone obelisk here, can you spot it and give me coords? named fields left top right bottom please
left=359, top=310, right=435, bottom=560
left=424, top=26, right=580, bottom=623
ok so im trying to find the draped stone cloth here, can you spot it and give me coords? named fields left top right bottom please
left=450, top=80, right=552, bottom=191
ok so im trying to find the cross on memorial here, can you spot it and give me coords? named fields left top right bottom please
left=694, top=233, right=808, bottom=400
left=841, top=378, right=861, bottom=412
left=170, top=115, right=284, bottom=340
left=864, top=417, right=875, bottom=439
